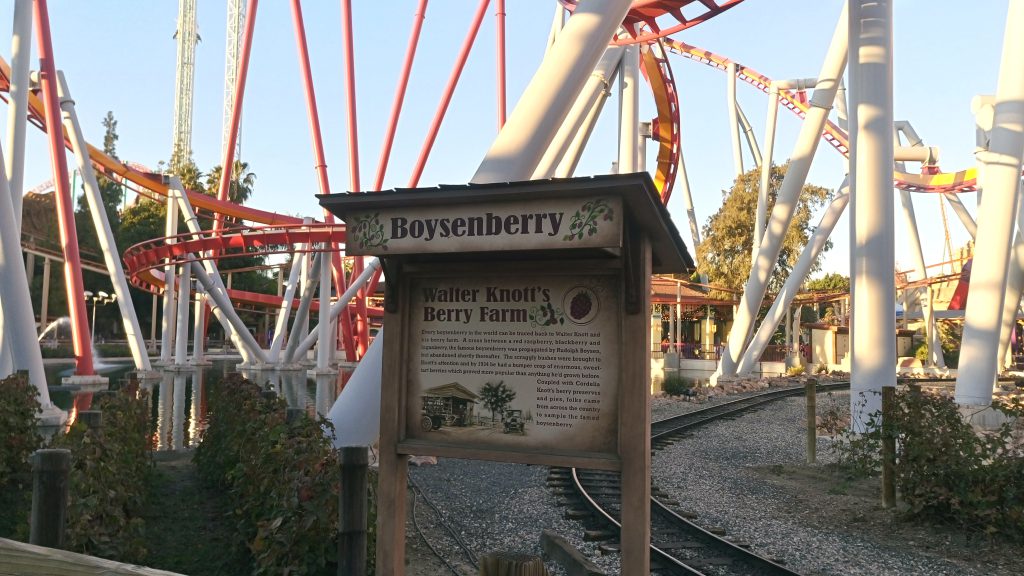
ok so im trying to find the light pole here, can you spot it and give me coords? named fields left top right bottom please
left=85, top=290, right=116, bottom=343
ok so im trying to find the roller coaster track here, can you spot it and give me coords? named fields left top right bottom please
left=559, top=382, right=848, bottom=575
left=660, top=38, right=979, bottom=194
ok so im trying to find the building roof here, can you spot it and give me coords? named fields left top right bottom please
left=423, top=382, right=480, bottom=402
left=318, top=173, right=694, bottom=274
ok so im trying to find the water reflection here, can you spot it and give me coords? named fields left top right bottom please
left=54, top=361, right=356, bottom=451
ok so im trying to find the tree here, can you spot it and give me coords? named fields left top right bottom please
left=696, top=164, right=833, bottom=293
left=205, top=161, right=256, bottom=205
left=479, top=381, right=516, bottom=423
left=805, top=273, right=850, bottom=292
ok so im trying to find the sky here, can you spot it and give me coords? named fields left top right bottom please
left=0, top=0, right=1011, bottom=278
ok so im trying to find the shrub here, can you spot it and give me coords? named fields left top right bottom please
left=0, top=374, right=42, bottom=538
left=194, top=374, right=374, bottom=575
left=52, top=389, right=151, bottom=562
left=830, top=389, right=1024, bottom=541
left=662, top=374, right=695, bottom=397
left=786, top=365, right=805, bottom=376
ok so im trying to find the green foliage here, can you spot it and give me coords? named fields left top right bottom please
left=786, top=365, right=806, bottom=376
left=480, top=380, right=516, bottom=422
left=696, top=163, right=833, bottom=292
left=830, top=390, right=1024, bottom=541
left=0, top=374, right=42, bottom=525
left=194, top=375, right=366, bottom=575
left=52, top=389, right=151, bottom=562
left=805, top=272, right=850, bottom=292
left=662, top=374, right=695, bottom=397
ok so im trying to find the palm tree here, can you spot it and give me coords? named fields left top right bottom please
left=479, top=381, right=516, bottom=423
left=205, top=160, right=256, bottom=205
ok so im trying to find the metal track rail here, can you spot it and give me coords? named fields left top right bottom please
left=560, top=382, right=849, bottom=575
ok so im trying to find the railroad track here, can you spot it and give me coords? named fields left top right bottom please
left=551, top=381, right=849, bottom=576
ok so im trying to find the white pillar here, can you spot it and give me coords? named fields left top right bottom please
left=316, top=243, right=334, bottom=372
left=191, top=262, right=266, bottom=365
left=5, top=0, right=31, bottom=229
left=676, top=136, right=701, bottom=249
left=849, top=0, right=895, bottom=431
left=735, top=103, right=762, bottom=169
left=473, top=0, right=634, bottom=182
left=756, top=84, right=781, bottom=266
left=726, top=61, right=744, bottom=178
left=738, top=185, right=850, bottom=374
left=174, top=260, right=192, bottom=367
left=956, top=0, right=1024, bottom=406
left=58, top=73, right=152, bottom=372
left=0, top=132, right=58, bottom=420
left=269, top=251, right=305, bottom=363
left=159, top=189, right=179, bottom=364
left=293, top=258, right=381, bottom=360
left=720, top=4, right=849, bottom=376
left=554, top=74, right=615, bottom=178
left=192, top=283, right=206, bottom=364
left=533, top=46, right=623, bottom=179
left=285, top=252, right=322, bottom=364
left=943, top=193, right=977, bottom=239
left=618, top=44, right=640, bottom=173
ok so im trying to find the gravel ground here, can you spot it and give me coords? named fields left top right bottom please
left=405, top=388, right=787, bottom=575
left=404, top=387, right=1023, bottom=575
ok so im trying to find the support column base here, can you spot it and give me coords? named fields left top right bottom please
left=37, top=403, right=69, bottom=427
left=307, top=368, right=338, bottom=377
left=165, top=364, right=197, bottom=373
left=61, top=374, right=109, bottom=387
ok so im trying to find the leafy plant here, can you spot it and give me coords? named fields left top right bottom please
left=829, top=389, right=1024, bottom=541
left=195, top=374, right=374, bottom=575
left=0, top=374, right=42, bottom=538
left=479, top=381, right=516, bottom=422
left=662, top=374, right=695, bottom=397
left=52, top=389, right=151, bottom=562
left=786, top=365, right=806, bottom=376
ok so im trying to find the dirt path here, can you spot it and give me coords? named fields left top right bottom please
left=141, top=450, right=248, bottom=576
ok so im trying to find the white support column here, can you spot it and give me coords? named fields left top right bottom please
left=676, top=136, right=701, bottom=249
left=269, top=251, right=305, bottom=363
left=735, top=102, right=762, bottom=169
left=618, top=44, right=640, bottom=173
left=792, top=305, right=803, bottom=367
left=285, top=252, right=322, bottom=364
left=726, top=61, right=744, bottom=178
left=534, top=46, right=623, bottom=179
left=756, top=84, right=781, bottom=266
left=169, top=179, right=267, bottom=364
left=719, top=4, right=849, bottom=377
left=956, top=0, right=1024, bottom=406
left=58, top=73, right=152, bottom=372
left=5, top=0, right=31, bottom=229
left=554, top=74, right=615, bottom=178
left=174, top=259, right=192, bottom=367
left=738, top=184, right=850, bottom=374
left=943, top=193, right=978, bottom=239
left=0, top=132, right=61, bottom=423
left=315, top=243, right=334, bottom=373
left=191, top=282, right=207, bottom=365
left=159, top=189, right=179, bottom=365
left=293, top=259, right=382, bottom=360
left=40, top=257, right=51, bottom=330
left=191, top=261, right=266, bottom=365
left=473, top=0, right=634, bottom=183
left=849, top=0, right=895, bottom=431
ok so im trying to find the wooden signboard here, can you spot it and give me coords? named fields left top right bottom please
left=320, top=174, right=693, bottom=576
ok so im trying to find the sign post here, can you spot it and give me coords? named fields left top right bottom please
left=320, top=174, right=693, bottom=576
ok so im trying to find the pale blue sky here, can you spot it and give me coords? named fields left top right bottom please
left=0, top=1, right=1010, bottom=276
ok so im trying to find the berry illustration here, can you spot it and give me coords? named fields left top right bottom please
left=569, top=291, right=593, bottom=320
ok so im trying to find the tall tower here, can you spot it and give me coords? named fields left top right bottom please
left=222, top=0, right=245, bottom=160
left=171, top=0, right=199, bottom=172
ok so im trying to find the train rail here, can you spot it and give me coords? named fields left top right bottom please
left=555, top=382, right=849, bottom=575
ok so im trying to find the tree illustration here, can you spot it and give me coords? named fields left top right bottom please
left=480, top=381, right=516, bottom=423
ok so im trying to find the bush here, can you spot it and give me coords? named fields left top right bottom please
left=662, top=374, right=695, bottom=397
left=786, top=365, right=806, bottom=376
left=194, top=374, right=373, bottom=575
left=830, top=390, right=1024, bottom=541
left=0, top=374, right=42, bottom=538
left=52, top=389, right=151, bottom=562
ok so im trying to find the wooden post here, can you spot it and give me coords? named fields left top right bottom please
left=805, top=378, right=817, bottom=464
left=619, top=233, right=651, bottom=575
left=479, top=552, right=548, bottom=576
left=379, top=305, right=408, bottom=576
left=30, top=449, right=71, bottom=548
left=338, top=446, right=369, bottom=576
left=881, top=386, right=897, bottom=508
left=77, top=410, right=102, bottom=431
